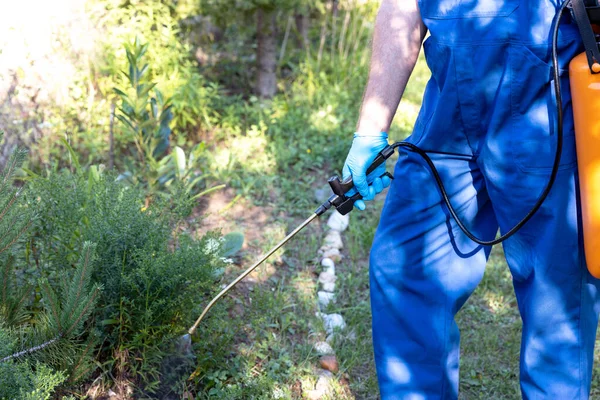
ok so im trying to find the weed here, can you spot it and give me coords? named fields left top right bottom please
left=24, top=168, right=227, bottom=394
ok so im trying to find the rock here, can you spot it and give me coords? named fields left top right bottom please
left=317, top=291, right=335, bottom=309
left=318, top=271, right=336, bottom=292
left=327, top=211, right=349, bottom=232
left=319, top=355, right=339, bottom=373
left=108, top=390, right=117, bottom=397
left=320, top=258, right=335, bottom=275
left=305, top=369, right=334, bottom=399
left=321, top=258, right=335, bottom=268
left=314, top=341, right=334, bottom=355
left=315, top=369, right=334, bottom=391
left=323, top=230, right=343, bottom=250
left=317, top=312, right=346, bottom=334
left=321, top=247, right=341, bottom=262
left=318, top=271, right=335, bottom=285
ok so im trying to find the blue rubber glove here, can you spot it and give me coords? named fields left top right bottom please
left=342, top=132, right=392, bottom=211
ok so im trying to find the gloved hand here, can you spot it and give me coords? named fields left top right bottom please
left=342, top=132, right=392, bottom=210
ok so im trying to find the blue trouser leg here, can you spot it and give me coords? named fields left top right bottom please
left=370, top=152, right=498, bottom=399
left=481, top=138, right=600, bottom=399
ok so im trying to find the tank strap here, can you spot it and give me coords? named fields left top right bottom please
left=571, top=0, right=600, bottom=73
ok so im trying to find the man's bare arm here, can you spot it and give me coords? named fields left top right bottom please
left=356, top=0, right=427, bottom=133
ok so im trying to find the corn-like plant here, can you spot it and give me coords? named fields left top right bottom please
left=114, top=37, right=223, bottom=200
left=114, top=36, right=173, bottom=166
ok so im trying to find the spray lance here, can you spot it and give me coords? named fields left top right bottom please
left=188, top=0, right=600, bottom=336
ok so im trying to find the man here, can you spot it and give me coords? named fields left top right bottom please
left=342, top=0, right=600, bottom=398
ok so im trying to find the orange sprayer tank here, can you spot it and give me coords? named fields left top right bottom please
left=570, top=52, right=600, bottom=277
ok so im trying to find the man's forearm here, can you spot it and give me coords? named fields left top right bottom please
left=356, top=0, right=427, bottom=134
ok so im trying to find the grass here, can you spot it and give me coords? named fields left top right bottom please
left=191, top=212, right=331, bottom=399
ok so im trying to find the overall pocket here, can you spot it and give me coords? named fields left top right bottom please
left=419, top=0, right=519, bottom=19
left=509, top=44, right=577, bottom=174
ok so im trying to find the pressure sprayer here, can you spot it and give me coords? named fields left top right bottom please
left=187, top=0, right=600, bottom=336
left=570, top=0, right=600, bottom=277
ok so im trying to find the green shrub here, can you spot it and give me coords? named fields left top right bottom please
left=0, top=138, right=100, bottom=399
left=0, top=359, right=67, bottom=400
left=25, top=169, right=226, bottom=392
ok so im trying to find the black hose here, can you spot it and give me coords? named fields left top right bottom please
left=392, top=0, right=570, bottom=246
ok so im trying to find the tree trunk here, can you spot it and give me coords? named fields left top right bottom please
left=295, top=13, right=309, bottom=50
left=0, top=75, right=39, bottom=168
left=330, top=0, right=339, bottom=58
left=256, top=8, right=277, bottom=99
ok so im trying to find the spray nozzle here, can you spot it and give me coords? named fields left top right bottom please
left=315, top=144, right=396, bottom=216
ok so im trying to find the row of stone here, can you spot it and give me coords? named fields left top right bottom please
left=305, top=211, right=350, bottom=400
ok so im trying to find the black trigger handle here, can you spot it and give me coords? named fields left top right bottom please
left=327, top=172, right=393, bottom=215
left=331, top=144, right=396, bottom=196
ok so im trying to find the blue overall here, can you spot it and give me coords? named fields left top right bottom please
left=369, top=0, right=600, bottom=398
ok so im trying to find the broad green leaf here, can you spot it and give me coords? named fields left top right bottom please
left=221, top=232, right=244, bottom=257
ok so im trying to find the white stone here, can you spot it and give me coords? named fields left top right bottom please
left=314, top=369, right=334, bottom=396
left=321, top=247, right=341, bottom=262
left=318, top=271, right=336, bottom=285
left=323, top=230, right=343, bottom=249
left=321, top=257, right=335, bottom=268
left=317, top=291, right=336, bottom=309
left=327, top=211, right=349, bottom=232
left=318, top=271, right=336, bottom=292
left=305, top=369, right=334, bottom=399
left=320, top=257, right=335, bottom=274
left=108, top=390, right=118, bottom=397
left=314, top=341, right=335, bottom=355
left=315, top=369, right=333, bottom=392
left=317, top=312, right=346, bottom=334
